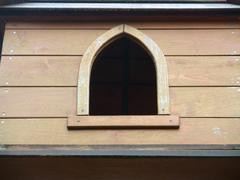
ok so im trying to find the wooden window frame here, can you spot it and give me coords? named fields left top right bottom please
left=68, top=24, right=180, bottom=129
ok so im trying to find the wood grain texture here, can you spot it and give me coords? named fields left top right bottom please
left=2, top=29, right=105, bottom=55
left=0, top=87, right=239, bottom=118
left=167, top=56, right=240, bottom=86
left=0, top=56, right=239, bottom=86
left=2, top=29, right=239, bottom=55
left=143, top=29, right=240, bottom=56
left=0, top=118, right=240, bottom=144
left=1, top=21, right=239, bottom=147
left=6, top=21, right=240, bottom=29
left=0, top=87, right=77, bottom=117
left=170, top=87, right=240, bottom=117
left=67, top=115, right=180, bottom=129
left=0, top=56, right=81, bottom=86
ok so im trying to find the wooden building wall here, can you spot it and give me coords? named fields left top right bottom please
left=0, top=21, right=240, bottom=145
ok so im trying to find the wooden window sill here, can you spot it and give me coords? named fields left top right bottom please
left=67, top=115, right=180, bottom=129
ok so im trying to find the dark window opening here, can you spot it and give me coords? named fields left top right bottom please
left=90, top=36, right=157, bottom=115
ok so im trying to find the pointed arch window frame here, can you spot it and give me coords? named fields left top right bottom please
left=68, top=24, right=180, bottom=129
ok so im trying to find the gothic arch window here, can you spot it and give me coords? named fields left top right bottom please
left=68, top=25, right=179, bottom=129
left=77, top=24, right=169, bottom=115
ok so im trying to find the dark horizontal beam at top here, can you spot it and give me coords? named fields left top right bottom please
left=0, top=0, right=229, bottom=4
left=21, top=0, right=228, bottom=2
left=0, top=2, right=240, bottom=16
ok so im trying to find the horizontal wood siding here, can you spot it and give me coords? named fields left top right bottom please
left=0, top=56, right=81, bottom=86
left=0, top=118, right=239, bottom=144
left=0, top=21, right=240, bottom=145
left=0, top=87, right=239, bottom=118
left=2, top=29, right=240, bottom=55
left=0, top=56, right=239, bottom=86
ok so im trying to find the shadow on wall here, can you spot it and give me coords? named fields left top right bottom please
left=0, top=22, right=4, bottom=61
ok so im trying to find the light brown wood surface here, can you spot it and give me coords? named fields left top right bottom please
left=0, top=56, right=239, bottom=86
left=0, top=87, right=239, bottom=118
left=0, top=56, right=81, bottom=86
left=0, top=118, right=239, bottom=144
left=1, top=21, right=240, bottom=145
left=67, top=115, right=180, bottom=129
left=0, top=87, right=77, bottom=117
left=2, top=29, right=239, bottom=55
left=167, top=56, right=240, bottom=86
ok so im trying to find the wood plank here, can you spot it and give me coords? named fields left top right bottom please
left=2, top=29, right=239, bottom=55
left=6, top=21, right=240, bottom=29
left=171, top=87, right=240, bottom=117
left=0, top=87, right=239, bottom=117
left=167, top=56, right=240, bottom=86
left=0, top=87, right=77, bottom=117
left=0, top=56, right=239, bottom=86
left=67, top=115, right=180, bottom=129
left=143, top=29, right=240, bottom=56
left=0, top=56, right=81, bottom=86
left=0, top=118, right=240, bottom=144
left=2, top=29, right=105, bottom=55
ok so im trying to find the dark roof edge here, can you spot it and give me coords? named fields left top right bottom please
left=0, top=2, right=240, bottom=16
left=0, top=0, right=234, bottom=4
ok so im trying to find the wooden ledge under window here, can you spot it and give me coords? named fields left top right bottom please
left=67, top=115, right=180, bottom=129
